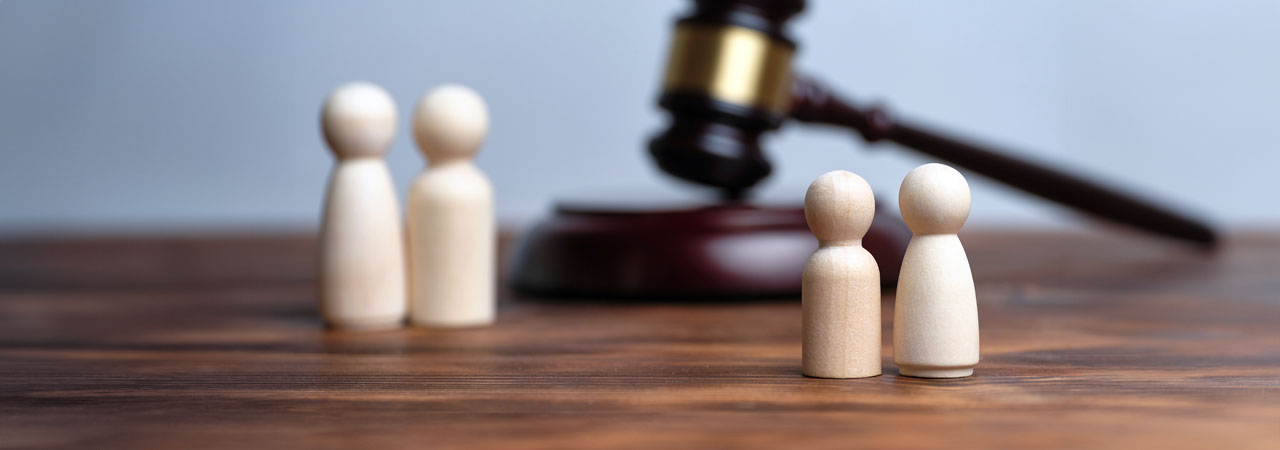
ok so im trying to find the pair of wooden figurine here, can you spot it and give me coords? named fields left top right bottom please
left=319, top=82, right=494, bottom=330
left=802, top=164, right=979, bottom=379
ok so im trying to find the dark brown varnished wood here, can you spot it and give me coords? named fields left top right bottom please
left=789, top=76, right=1218, bottom=246
left=649, top=0, right=806, bottom=197
left=1, top=231, right=1278, bottom=449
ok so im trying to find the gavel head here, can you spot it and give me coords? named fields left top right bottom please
left=648, top=0, right=805, bottom=199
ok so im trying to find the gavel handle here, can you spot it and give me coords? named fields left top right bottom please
left=789, top=76, right=1217, bottom=247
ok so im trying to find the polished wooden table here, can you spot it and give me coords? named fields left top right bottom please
left=1, top=231, right=1278, bottom=449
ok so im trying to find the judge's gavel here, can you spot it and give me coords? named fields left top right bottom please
left=649, top=0, right=1216, bottom=246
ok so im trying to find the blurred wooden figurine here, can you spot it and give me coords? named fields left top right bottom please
left=407, top=84, right=496, bottom=327
left=893, top=163, right=979, bottom=378
left=802, top=170, right=881, bottom=379
left=318, top=82, right=408, bottom=330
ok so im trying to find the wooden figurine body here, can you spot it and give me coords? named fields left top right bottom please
left=893, top=163, right=979, bottom=378
left=407, top=84, right=495, bottom=327
left=802, top=170, right=881, bottom=379
left=318, top=82, right=407, bottom=330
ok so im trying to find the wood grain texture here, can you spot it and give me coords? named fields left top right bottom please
left=802, top=171, right=881, bottom=378
left=1, top=231, right=1278, bottom=449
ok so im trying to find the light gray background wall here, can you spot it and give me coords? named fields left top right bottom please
left=1, top=0, right=1277, bottom=233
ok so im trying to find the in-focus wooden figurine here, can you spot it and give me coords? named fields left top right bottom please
left=318, top=82, right=407, bottom=330
left=802, top=170, right=881, bottom=379
left=407, top=84, right=495, bottom=327
left=893, top=163, right=979, bottom=378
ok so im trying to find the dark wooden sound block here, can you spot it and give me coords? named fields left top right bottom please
left=510, top=195, right=909, bottom=299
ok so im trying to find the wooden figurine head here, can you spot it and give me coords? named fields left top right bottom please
left=321, top=82, right=398, bottom=159
left=804, top=170, right=875, bottom=244
left=413, top=84, right=489, bottom=165
left=899, top=163, right=972, bottom=235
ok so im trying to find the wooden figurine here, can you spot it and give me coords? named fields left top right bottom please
left=407, top=84, right=495, bottom=327
left=802, top=170, right=881, bottom=379
left=893, top=163, right=979, bottom=378
left=318, top=82, right=407, bottom=330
